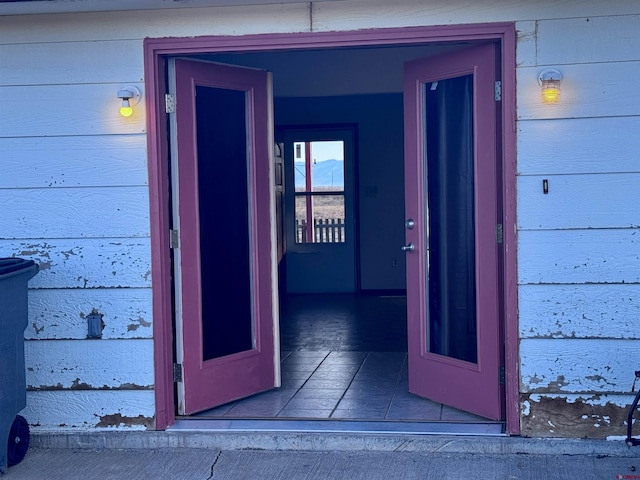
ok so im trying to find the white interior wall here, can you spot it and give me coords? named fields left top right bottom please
left=1, top=0, right=639, bottom=433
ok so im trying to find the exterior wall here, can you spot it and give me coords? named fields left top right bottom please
left=515, top=13, right=640, bottom=438
left=1, top=0, right=639, bottom=436
left=0, top=36, right=155, bottom=428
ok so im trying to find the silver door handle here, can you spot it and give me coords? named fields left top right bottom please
left=401, top=243, right=415, bottom=253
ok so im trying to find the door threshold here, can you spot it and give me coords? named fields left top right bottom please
left=170, top=418, right=505, bottom=436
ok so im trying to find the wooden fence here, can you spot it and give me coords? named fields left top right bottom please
left=296, top=218, right=345, bottom=243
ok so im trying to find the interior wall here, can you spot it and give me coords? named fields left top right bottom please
left=275, top=93, right=406, bottom=291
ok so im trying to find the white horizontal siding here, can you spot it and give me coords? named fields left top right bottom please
left=517, top=117, right=640, bottom=175
left=23, top=390, right=155, bottom=430
left=1, top=187, right=150, bottom=239
left=517, top=15, right=640, bottom=68
left=2, top=0, right=639, bottom=45
left=0, top=40, right=143, bottom=86
left=515, top=21, right=537, bottom=68
left=519, top=284, right=640, bottom=340
left=0, top=3, right=311, bottom=44
left=27, top=288, right=153, bottom=340
left=517, top=61, right=640, bottom=120
left=0, top=84, right=146, bottom=137
left=312, top=0, right=640, bottom=33
left=25, top=339, right=154, bottom=390
left=518, top=229, right=640, bottom=285
left=516, top=10, right=640, bottom=437
left=520, top=339, right=636, bottom=394
left=517, top=173, right=640, bottom=230
left=0, top=239, right=151, bottom=288
left=0, top=0, right=332, bottom=16
left=536, top=15, right=640, bottom=66
left=0, top=9, right=156, bottom=433
left=0, top=136, right=148, bottom=188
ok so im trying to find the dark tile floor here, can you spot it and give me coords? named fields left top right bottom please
left=194, top=293, right=489, bottom=423
left=279, top=293, right=409, bottom=352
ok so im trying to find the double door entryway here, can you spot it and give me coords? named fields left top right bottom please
left=145, top=24, right=517, bottom=433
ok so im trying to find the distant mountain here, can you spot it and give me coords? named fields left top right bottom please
left=294, top=159, right=344, bottom=188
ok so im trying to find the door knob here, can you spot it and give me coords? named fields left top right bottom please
left=401, top=243, right=415, bottom=253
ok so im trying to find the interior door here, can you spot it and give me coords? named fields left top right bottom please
left=169, top=58, right=279, bottom=415
left=403, top=44, right=503, bottom=420
left=282, top=128, right=356, bottom=293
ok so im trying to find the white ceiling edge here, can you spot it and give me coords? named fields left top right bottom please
left=0, top=0, right=339, bottom=16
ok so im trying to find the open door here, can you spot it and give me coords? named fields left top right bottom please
left=403, top=44, right=503, bottom=420
left=282, top=127, right=356, bottom=293
left=169, top=58, right=279, bottom=415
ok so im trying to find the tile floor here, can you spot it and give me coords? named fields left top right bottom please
left=192, top=294, right=492, bottom=424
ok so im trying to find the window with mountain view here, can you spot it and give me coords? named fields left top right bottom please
left=293, top=140, right=345, bottom=243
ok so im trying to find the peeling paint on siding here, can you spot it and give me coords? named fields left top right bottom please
left=96, top=413, right=153, bottom=429
left=27, top=288, right=153, bottom=340
left=520, top=394, right=634, bottom=438
left=127, top=317, right=151, bottom=332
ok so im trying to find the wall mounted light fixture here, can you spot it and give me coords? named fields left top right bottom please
left=538, top=68, right=562, bottom=104
left=117, top=86, right=141, bottom=117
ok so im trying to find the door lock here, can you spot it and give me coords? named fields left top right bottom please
left=401, top=243, right=415, bottom=253
left=405, top=219, right=415, bottom=230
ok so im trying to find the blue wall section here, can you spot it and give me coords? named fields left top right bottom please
left=275, top=93, right=407, bottom=291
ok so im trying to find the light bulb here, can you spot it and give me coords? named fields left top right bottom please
left=541, top=80, right=560, bottom=103
left=120, top=98, right=133, bottom=117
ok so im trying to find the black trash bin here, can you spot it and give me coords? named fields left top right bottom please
left=0, top=258, right=38, bottom=474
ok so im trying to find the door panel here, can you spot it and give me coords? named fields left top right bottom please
left=170, top=58, right=279, bottom=415
left=403, top=44, right=502, bottom=420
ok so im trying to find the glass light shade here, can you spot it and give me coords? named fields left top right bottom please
left=541, top=80, right=560, bottom=103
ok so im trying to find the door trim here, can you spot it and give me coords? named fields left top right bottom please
left=144, top=23, right=518, bottom=433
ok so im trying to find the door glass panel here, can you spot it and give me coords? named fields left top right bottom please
left=424, top=75, right=477, bottom=364
left=293, top=141, right=346, bottom=244
left=195, top=85, right=254, bottom=361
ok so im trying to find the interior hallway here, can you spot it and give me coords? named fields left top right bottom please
left=191, top=294, right=493, bottom=424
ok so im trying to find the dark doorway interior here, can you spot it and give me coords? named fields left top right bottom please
left=280, top=293, right=407, bottom=352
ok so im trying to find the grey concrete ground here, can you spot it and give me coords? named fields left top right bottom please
left=3, top=431, right=640, bottom=479
left=4, top=447, right=640, bottom=479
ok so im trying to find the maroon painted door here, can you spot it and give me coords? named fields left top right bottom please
left=171, top=58, right=279, bottom=415
left=403, top=44, right=503, bottom=420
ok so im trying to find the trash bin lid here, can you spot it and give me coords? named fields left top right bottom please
left=0, top=258, right=36, bottom=276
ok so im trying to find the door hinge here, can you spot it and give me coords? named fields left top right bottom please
left=173, top=363, right=183, bottom=383
left=499, top=365, right=505, bottom=385
left=165, top=93, right=176, bottom=114
left=494, top=81, right=502, bottom=101
left=170, top=229, right=180, bottom=249
left=496, top=223, right=503, bottom=244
